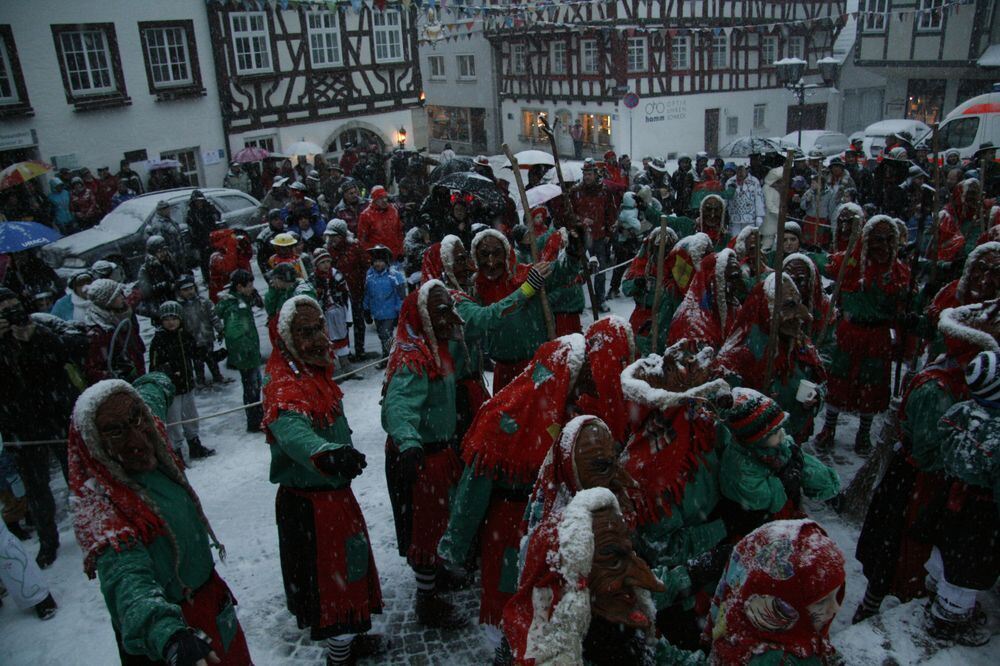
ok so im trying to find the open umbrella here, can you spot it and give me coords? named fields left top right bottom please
left=436, top=172, right=511, bottom=212
left=286, top=141, right=325, bottom=157
left=0, top=221, right=62, bottom=253
left=719, top=136, right=799, bottom=158
left=232, top=146, right=270, bottom=163
left=514, top=183, right=563, bottom=212
left=0, top=161, right=53, bottom=191
left=503, top=149, right=556, bottom=170
left=147, top=158, right=182, bottom=171
left=429, top=157, right=474, bottom=182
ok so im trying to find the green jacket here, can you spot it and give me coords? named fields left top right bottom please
left=666, top=215, right=697, bottom=240
left=96, top=469, right=215, bottom=661
left=263, top=280, right=317, bottom=318
left=215, top=291, right=261, bottom=370
left=720, top=434, right=839, bottom=514
left=453, top=284, right=535, bottom=380
left=267, top=410, right=355, bottom=488
left=132, top=372, right=175, bottom=422
left=622, top=274, right=682, bottom=356
left=382, top=365, right=456, bottom=453
left=905, top=374, right=965, bottom=473
left=938, top=400, right=1000, bottom=499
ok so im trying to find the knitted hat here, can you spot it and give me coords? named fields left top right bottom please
left=784, top=221, right=803, bottom=239
left=370, top=185, right=388, bottom=200
left=726, top=387, right=788, bottom=447
left=69, top=271, right=94, bottom=288
left=159, top=300, right=182, bottom=319
left=86, top=278, right=124, bottom=309
left=90, top=260, right=118, bottom=279
left=965, top=351, right=1000, bottom=405
left=324, top=218, right=348, bottom=237
left=313, top=247, right=332, bottom=264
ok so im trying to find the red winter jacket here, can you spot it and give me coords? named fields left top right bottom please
left=208, top=229, right=252, bottom=303
left=357, top=202, right=404, bottom=257
left=329, top=239, right=370, bottom=303
left=569, top=182, right=616, bottom=241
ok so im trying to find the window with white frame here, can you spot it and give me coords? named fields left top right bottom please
left=429, top=55, right=445, bottom=79
left=671, top=36, right=690, bottom=70
left=711, top=34, right=728, bottom=69
left=581, top=39, right=598, bottom=74
left=917, top=0, right=944, bottom=31
left=512, top=44, right=526, bottom=75
left=307, top=10, right=342, bottom=68
left=862, top=0, right=888, bottom=33
left=373, top=9, right=404, bottom=63
left=141, top=24, right=194, bottom=89
left=457, top=54, right=475, bottom=80
left=243, top=136, right=276, bottom=153
left=761, top=36, right=777, bottom=66
left=753, top=104, right=767, bottom=130
left=551, top=41, right=567, bottom=74
left=160, top=148, right=201, bottom=187
left=230, top=12, right=271, bottom=75
left=627, top=37, right=647, bottom=73
left=58, top=28, right=115, bottom=95
left=727, top=116, right=739, bottom=135
left=787, top=36, right=805, bottom=60
left=0, top=31, right=18, bottom=104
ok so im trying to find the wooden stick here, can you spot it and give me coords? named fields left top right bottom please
left=820, top=215, right=863, bottom=343
left=502, top=143, right=557, bottom=341
left=763, top=150, right=796, bottom=388
left=538, top=114, right=601, bottom=322
left=649, top=214, right=670, bottom=353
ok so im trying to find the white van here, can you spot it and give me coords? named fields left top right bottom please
left=861, top=119, right=931, bottom=159
left=933, top=89, right=1000, bottom=160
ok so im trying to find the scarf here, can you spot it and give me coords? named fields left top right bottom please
left=575, top=316, right=635, bottom=443
left=262, top=344, right=345, bottom=441
left=383, top=284, right=454, bottom=388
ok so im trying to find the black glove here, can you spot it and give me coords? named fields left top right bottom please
left=526, top=266, right=546, bottom=291
left=685, top=542, right=734, bottom=592
left=164, top=628, right=214, bottom=666
left=398, top=446, right=425, bottom=487
left=315, top=447, right=367, bottom=479
left=777, top=445, right=805, bottom=506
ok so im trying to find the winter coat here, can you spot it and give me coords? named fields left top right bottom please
left=329, top=238, right=370, bottom=305
left=136, top=255, right=180, bottom=315
left=178, top=295, right=222, bottom=349
left=333, top=198, right=368, bottom=236
left=145, top=214, right=187, bottom=267
left=70, top=188, right=99, bottom=224
left=0, top=325, right=77, bottom=442
left=671, top=168, right=696, bottom=214
left=382, top=364, right=457, bottom=453
left=403, top=226, right=431, bottom=280
left=254, top=224, right=284, bottom=275
left=725, top=175, right=766, bottom=228
left=215, top=290, right=262, bottom=371
left=362, top=266, right=405, bottom=320
left=938, top=399, right=1000, bottom=500
left=47, top=184, right=73, bottom=231
left=357, top=202, right=404, bottom=257
left=616, top=192, right=642, bottom=241
left=280, top=198, right=324, bottom=237
left=149, top=327, right=198, bottom=395
left=208, top=229, right=253, bottom=303
left=569, top=182, right=616, bottom=241
left=223, top=170, right=252, bottom=195
left=51, top=291, right=91, bottom=323
left=84, top=310, right=146, bottom=384
left=185, top=202, right=221, bottom=248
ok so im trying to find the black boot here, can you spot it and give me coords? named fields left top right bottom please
left=415, top=590, right=467, bottom=629
left=493, top=637, right=513, bottom=666
left=246, top=406, right=263, bottom=433
left=854, top=424, right=873, bottom=456
left=187, top=437, right=216, bottom=459
left=36, top=543, right=57, bottom=570
left=34, top=593, right=58, bottom=620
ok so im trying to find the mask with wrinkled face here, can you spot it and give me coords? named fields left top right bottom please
left=94, top=392, right=159, bottom=474
left=290, top=304, right=334, bottom=367
left=426, top=285, right=464, bottom=341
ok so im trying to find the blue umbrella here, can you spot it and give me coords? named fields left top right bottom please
left=0, top=221, right=62, bottom=253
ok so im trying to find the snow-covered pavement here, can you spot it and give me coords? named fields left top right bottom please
left=1, top=293, right=997, bottom=664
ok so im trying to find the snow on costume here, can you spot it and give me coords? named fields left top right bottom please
left=853, top=301, right=997, bottom=621
left=782, top=252, right=830, bottom=341
left=719, top=389, right=839, bottom=541
left=936, top=178, right=988, bottom=265
left=924, top=241, right=1000, bottom=356
left=438, top=334, right=587, bottom=626
left=706, top=519, right=846, bottom=665
left=621, top=226, right=683, bottom=356
left=717, top=274, right=827, bottom=444
left=668, top=248, right=742, bottom=349
left=261, top=295, right=383, bottom=643
left=818, top=215, right=910, bottom=452
left=69, top=379, right=251, bottom=664
left=577, top=316, right=637, bottom=443
left=921, top=350, right=1000, bottom=646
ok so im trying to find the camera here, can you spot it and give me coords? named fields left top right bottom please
left=0, top=302, right=30, bottom=327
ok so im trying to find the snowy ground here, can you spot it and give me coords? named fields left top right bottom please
left=1, top=280, right=998, bottom=664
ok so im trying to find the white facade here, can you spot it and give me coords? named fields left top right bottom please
left=0, top=0, right=228, bottom=187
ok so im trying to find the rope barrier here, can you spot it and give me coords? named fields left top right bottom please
left=3, top=354, right=390, bottom=448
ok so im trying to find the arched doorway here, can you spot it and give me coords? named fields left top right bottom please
left=327, top=127, right=386, bottom=154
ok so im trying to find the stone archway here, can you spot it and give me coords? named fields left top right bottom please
left=325, top=121, right=390, bottom=154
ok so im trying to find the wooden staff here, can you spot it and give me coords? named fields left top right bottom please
left=537, top=114, right=601, bottom=322
left=649, top=214, right=670, bottom=353
left=502, top=143, right=557, bottom=340
left=819, top=216, right=863, bottom=343
left=763, top=150, right=796, bottom=388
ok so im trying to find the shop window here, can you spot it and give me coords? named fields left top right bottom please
left=905, top=78, right=946, bottom=124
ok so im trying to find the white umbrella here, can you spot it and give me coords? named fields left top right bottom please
left=514, top=183, right=563, bottom=212
left=544, top=161, right=582, bottom=183
left=503, top=149, right=556, bottom=169
left=286, top=141, right=325, bottom=157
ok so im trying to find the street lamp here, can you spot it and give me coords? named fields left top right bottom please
left=397, top=126, right=407, bottom=148
left=776, top=56, right=838, bottom=148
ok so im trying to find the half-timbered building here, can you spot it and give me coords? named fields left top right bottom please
left=205, top=0, right=423, bottom=157
left=486, top=0, right=846, bottom=157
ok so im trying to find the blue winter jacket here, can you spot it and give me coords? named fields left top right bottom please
left=362, top=266, right=405, bottom=320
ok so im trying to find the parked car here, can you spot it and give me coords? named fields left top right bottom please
left=780, top=130, right=850, bottom=157
left=42, top=188, right=262, bottom=280
left=860, top=119, right=931, bottom=159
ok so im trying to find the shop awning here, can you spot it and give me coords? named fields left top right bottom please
left=978, top=44, right=1000, bottom=68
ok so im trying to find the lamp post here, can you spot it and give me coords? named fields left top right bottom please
left=397, top=126, right=407, bottom=149
left=776, top=56, right=838, bottom=148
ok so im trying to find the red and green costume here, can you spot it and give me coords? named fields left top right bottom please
left=668, top=249, right=739, bottom=349
left=262, top=311, right=382, bottom=638
left=382, top=283, right=462, bottom=569
left=438, top=334, right=587, bottom=625
left=622, top=227, right=686, bottom=356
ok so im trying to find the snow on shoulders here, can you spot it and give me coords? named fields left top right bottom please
left=938, top=302, right=1000, bottom=353
left=621, top=352, right=730, bottom=410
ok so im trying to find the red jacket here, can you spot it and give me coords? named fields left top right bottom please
left=569, top=182, right=616, bottom=241
left=329, top=239, right=370, bottom=303
left=357, top=202, right=403, bottom=257
left=208, top=229, right=252, bottom=303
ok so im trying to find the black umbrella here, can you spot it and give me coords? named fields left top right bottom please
left=429, top=157, right=474, bottom=183
left=435, top=171, right=511, bottom=213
